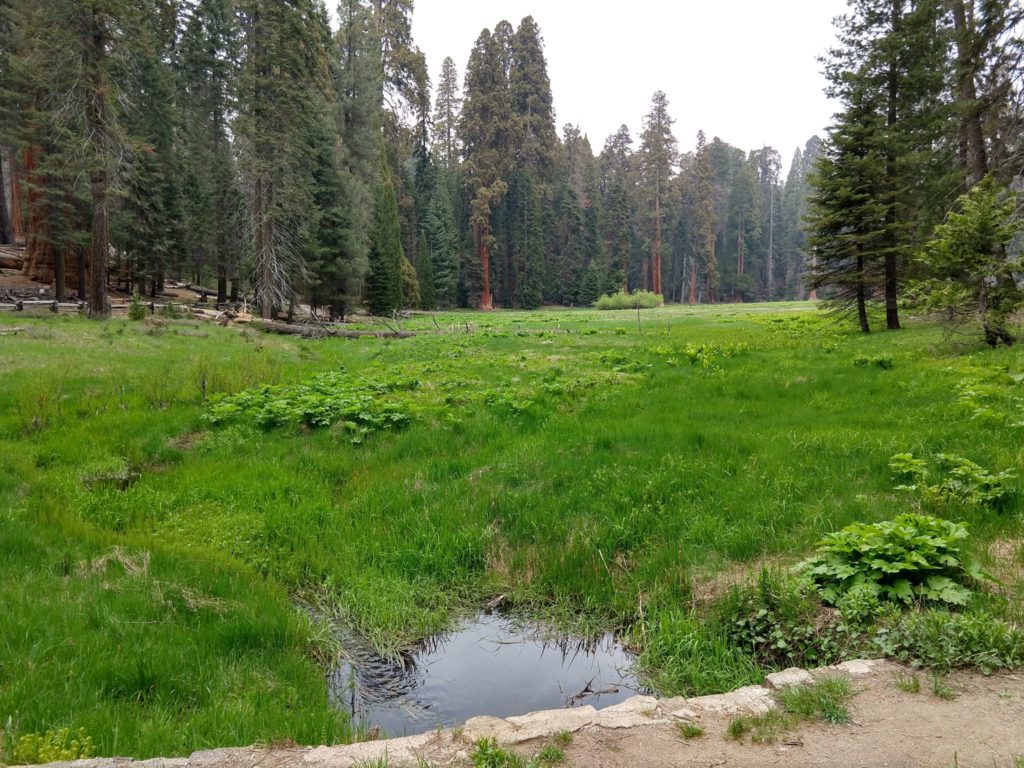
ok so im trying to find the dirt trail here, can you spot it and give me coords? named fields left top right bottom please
left=20, top=662, right=1024, bottom=768
left=560, top=665, right=1023, bottom=767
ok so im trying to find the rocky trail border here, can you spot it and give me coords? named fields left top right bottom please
left=13, top=660, right=1023, bottom=768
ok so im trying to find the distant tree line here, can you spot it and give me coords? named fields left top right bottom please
left=0, top=0, right=831, bottom=318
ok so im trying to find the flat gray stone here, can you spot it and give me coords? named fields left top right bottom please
left=669, top=707, right=700, bottom=722
left=505, top=706, right=597, bottom=743
left=462, top=715, right=515, bottom=744
left=830, top=659, right=877, bottom=676
left=765, top=667, right=814, bottom=689
left=594, top=696, right=665, bottom=729
left=687, top=685, right=776, bottom=715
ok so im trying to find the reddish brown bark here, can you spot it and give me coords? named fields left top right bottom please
left=479, top=220, right=493, bottom=310
left=687, top=256, right=697, bottom=304
left=8, top=150, right=23, bottom=244
left=652, top=196, right=662, bottom=296
left=22, top=145, right=55, bottom=282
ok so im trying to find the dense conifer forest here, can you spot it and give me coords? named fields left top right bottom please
left=1, top=1, right=1021, bottom=329
left=0, top=3, right=838, bottom=318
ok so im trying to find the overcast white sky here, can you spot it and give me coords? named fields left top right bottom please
left=411, top=0, right=850, bottom=168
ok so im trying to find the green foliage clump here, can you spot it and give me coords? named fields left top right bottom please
left=677, top=722, right=704, bottom=739
left=728, top=678, right=853, bottom=744
left=128, top=293, right=147, bottom=321
left=890, top=452, right=1017, bottom=508
left=682, top=342, right=747, bottom=371
left=593, top=290, right=662, bottom=310
left=873, top=609, right=1024, bottom=673
left=953, top=367, right=1024, bottom=427
left=472, top=738, right=527, bottom=768
left=534, top=744, right=565, bottom=765
left=158, top=303, right=183, bottom=319
left=800, top=514, right=986, bottom=607
left=12, top=727, right=95, bottom=764
left=204, top=370, right=414, bottom=441
left=853, top=353, right=893, bottom=369
left=722, top=569, right=848, bottom=669
left=779, top=677, right=852, bottom=724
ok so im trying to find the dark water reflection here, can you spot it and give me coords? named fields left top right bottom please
left=326, top=613, right=645, bottom=737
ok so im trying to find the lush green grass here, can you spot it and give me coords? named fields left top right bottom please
left=1, top=304, right=1022, bottom=758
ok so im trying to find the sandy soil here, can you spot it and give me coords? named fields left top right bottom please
left=554, top=664, right=1023, bottom=768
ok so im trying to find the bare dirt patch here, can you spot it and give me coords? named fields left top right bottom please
left=558, top=665, right=1024, bottom=767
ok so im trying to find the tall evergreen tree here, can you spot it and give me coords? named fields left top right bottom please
left=459, top=27, right=512, bottom=309
left=817, top=0, right=950, bottom=331
left=725, top=159, right=759, bottom=301
left=432, top=56, right=461, bottom=169
left=598, top=125, right=635, bottom=291
left=636, top=91, right=676, bottom=296
left=118, top=1, right=184, bottom=298
left=689, top=130, right=718, bottom=303
left=807, top=78, right=888, bottom=333
left=365, top=169, right=404, bottom=315
left=507, top=16, right=558, bottom=308
left=236, top=0, right=335, bottom=318
left=178, top=0, right=242, bottom=302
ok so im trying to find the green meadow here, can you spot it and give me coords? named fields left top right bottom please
left=1, top=303, right=1022, bottom=759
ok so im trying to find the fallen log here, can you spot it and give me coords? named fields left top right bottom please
left=252, top=319, right=420, bottom=339
left=0, top=254, right=23, bottom=270
left=185, top=283, right=220, bottom=300
left=0, top=326, right=24, bottom=334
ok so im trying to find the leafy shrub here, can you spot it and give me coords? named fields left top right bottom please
left=205, top=370, right=414, bottom=442
left=594, top=290, right=662, bottom=310
left=890, top=452, right=1016, bottom=508
left=682, top=342, right=748, bottom=371
left=800, top=514, right=987, bottom=607
left=13, top=728, right=95, bottom=764
left=722, top=569, right=849, bottom=669
left=933, top=454, right=1017, bottom=508
left=128, top=293, right=147, bottom=321
left=889, top=453, right=929, bottom=488
left=872, top=609, right=1024, bottom=673
left=953, top=367, right=1024, bottom=427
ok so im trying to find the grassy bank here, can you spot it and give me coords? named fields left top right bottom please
left=1, top=304, right=1021, bottom=758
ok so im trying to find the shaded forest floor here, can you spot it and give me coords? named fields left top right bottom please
left=1, top=304, right=1022, bottom=760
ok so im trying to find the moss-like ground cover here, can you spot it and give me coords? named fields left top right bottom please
left=1, top=303, right=1021, bottom=758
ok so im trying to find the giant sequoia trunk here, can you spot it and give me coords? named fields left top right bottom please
left=479, top=220, right=493, bottom=310
left=0, top=154, right=12, bottom=245
left=652, top=195, right=662, bottom=296
left=8, top=150, right=24, bottom=244
left=19, top=146, right=77, bottom=294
